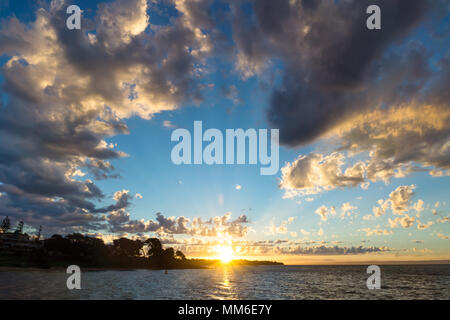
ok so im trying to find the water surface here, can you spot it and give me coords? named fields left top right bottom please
left=1, top=264, right=449, bottom=299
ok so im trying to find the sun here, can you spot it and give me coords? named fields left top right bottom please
left=215, top=245, right=234, bottom=263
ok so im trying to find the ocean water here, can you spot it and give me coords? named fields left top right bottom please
left=0, top=264, right=449, bottom=300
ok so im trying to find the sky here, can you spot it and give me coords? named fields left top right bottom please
left=0, top=0, right=449, bottom=264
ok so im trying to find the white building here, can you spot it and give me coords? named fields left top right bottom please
left=0, top=232, right=43, bottom=252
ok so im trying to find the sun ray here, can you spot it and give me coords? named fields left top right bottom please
left=215, top=245, right=234, bottom=263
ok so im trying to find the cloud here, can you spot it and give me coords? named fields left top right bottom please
left=163, top=121, right=176, bottom=129
left=277, top=245, right=390, bottom=256
left=0, top=0, right=448, bottom=242
left=269, top=217, right=295, bottom=234
left=317, top=228, right=324, bottom=236
left=0, top=0, right=217, bottom=233
left=363, top=214, right=376, bottom=221
left=93, top=189, right=132, bottom=213
left=340, top=202, right=357, bottom=219
left=230, top=0, right=446, bottom=148
left=389, top=185, right=416, bottom=215
left=281, top=109, right=450, bottom=196
left=361, top=228, right=393, bottom=236
left=412, top=247, right=433, bottom=254
left=333, top=105, right=450, bottom=182
left=314, top=205, right=336, bottom=221
left=341, top=202, right=357, bottom=214
left=413, top=200, right=425, bottom=214
left=108, top=211, right=250, bottom=238
left=388, top=215, right=415, bottom=229
left=417, top=220, right=433, bottom=230
left=430, top=169, right=450, bottom=177
left=437, top=216, right=450, bottom=223
left=280, top=153, right=365, bottom=196
left=221, top=84, right=241, bottom=105
left=151, top=237, right=392, bottom=257
left=373, top=199, right=390, bottom=217
left=300, top=229, right=310, bottom=236
left=85, top=158, right=120, bottom=180
left=372, top=185, right=417, bottom=217
left=233, top=0, right=448, bottom=192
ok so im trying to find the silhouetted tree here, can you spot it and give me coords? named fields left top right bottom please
left=40, top=234, right=190, bottom=269
left=45, top=234, right=69, bottom=254
left=175, top=250, right=186, bottom=260
left=44, top=233, right=109, bottom=266
left=145, top=238, right=163, bottom=257
left=1, top=216, right=10, bottom=233
left=37, top=225, right=42, bottom=240
left=14, top=221, right=24, bottom=234
left=113, top=238, right=143, bottom=257
left=163, top=247, right=175, bottom=260
left=67, top=233, right=108, bottom=258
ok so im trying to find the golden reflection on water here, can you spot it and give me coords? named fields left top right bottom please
left=211, top=264, right=239, bottom=299
left=221, top=265, right=231, bottom=288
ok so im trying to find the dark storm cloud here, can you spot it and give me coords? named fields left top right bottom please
left=93, top=190, right=132, bottom=213
left=231, top=0, right=446, bottom=146
left=85, top=159, right=121, bottom=180
left=0, top=185, right=106, bottom=235
left=228, top=0, right=450, bottom=193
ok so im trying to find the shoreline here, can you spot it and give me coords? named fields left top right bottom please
left=0, top=266, right=209, bottom=272
left=2, top=262, right=449, bottom=272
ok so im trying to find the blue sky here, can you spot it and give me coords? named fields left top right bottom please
left=0, top=0, right=449, bottom=263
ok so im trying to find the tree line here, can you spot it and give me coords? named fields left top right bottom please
left=43, top=233, right=193, bottom=269
left=1, top=217, right=282, bottom=268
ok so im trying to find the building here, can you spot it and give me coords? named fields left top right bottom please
left=0, top=232, right=44, bottom=253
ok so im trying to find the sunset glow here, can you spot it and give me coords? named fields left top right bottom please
left=215, top=246, right=234, bottom=264
left=0, top=0, right=448, bottom=268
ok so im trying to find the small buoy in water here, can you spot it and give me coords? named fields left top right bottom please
left=164, top=270, right=168, bottom=274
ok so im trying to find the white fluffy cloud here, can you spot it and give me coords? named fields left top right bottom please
left=417, top=221, right=433, bottom=230
left=269, top=217, right=295, bottom=234
left=389, top=185, right=416, bottom=215
left=388, top=215, right=416, bottom=229
left=372, top=185, right=418, bottom=217
left=314, top=205, right=336, bottom=221
left=280, top=153, right=366, bottom=197
left=340, top=202, right=357, bottom=219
